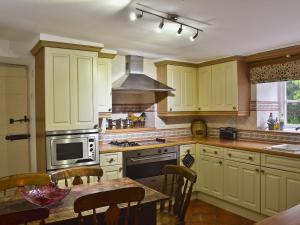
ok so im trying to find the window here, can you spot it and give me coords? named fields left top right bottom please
left=282, top=80, right=300, bottom=126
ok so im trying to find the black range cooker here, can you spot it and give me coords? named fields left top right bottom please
left=109, top=138, right=179, bottom=192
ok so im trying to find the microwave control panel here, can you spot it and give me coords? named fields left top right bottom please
left=88, top=138, right=96, bottom=160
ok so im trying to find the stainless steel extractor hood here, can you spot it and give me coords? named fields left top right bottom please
left=112, top=55, right=175, bottom=92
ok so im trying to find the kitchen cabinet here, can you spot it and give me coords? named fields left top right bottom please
left=167, top=65, right=198, bottom=112
left=198, top=61, right=249, bottom=114
left=198, top=154, right=224, bottom=199
left=224, top=160, right=260, bottom=212
left=100, top=152, right=123, bottom=181
left=94, top=58, right=112, bottom=113
left=45, top=47, right=98, bottom=131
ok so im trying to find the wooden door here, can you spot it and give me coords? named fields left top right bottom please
left=72, top=51, right=97, bottom=129
left=167, top=65, right=182, bottom=112
left=210, top=157, right=224, bottom=199
left=45, top=48, right=72, bottom=131
left=198, top=155, right=211, bottom=194
left=285, top=171, right=300, bottom=209
left=224, top=160, right=240, bottom=204
left=94, top=58, right=112, bottom=113
left=211, top=63, right=225, bottom=111
left=0, top=64, right=30, bottom=177
left=261, top=167, right=286, bottom=216
left=223, top=61, right=238, bottom=111
left=198, top=66, right=212, bottom=111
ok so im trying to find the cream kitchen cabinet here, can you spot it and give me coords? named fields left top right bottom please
left=198, top=66, right=212, bottom=111
left=100, top=152, right=123, bottom=181
left=94, top=58, right=112, bottom=113
left=224, top=160, right=261, bottom=212
left=167, top=65, right=198, bottom=111
left=180, top=144, right=197, bottom=189
left=261, top=154, right=300, bottom=216
left=198, top=154, right=224, bottom=199
left=45, top=47, right=98, bottom=131
left=197, top=60, right=249, bottom=115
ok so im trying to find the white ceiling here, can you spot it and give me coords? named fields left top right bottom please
left=1, top=0, right=300, bottom=62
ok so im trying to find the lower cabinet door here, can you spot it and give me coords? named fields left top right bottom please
left=224, top=160, right=260, bottom=212
left=198, top=155, right=223, bottom=199
left=286, top=171, right=300, bottom=209
left=261, top=167, right=286, bottom=216
left=102, top=165, right=123, bottom=181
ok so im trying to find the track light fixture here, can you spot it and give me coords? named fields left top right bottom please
left=190, top=30, right=199, bottom=42
left=156, top=18, right=164, bottom=33
left=129, top=8, right=203, bottom=41
left=176, top=24, right=183, bottom=36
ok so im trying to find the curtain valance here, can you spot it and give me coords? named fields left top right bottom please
left=250, top=60, right=300, bottom=84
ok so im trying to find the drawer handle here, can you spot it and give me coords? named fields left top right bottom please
left=119, top=167, right=123, bottom=172
left=233, top=106, right=237, bottom=110
left=228, top=153, right=232, bottom=157
left=249, top=156, right=253, bottom=161
left=203, top=149, right=206, bottom=152
left=214, top=151, right=218, bottom=155
left=109, top=158, right=115, bottom=163
left=219, top=161, right=223, bottom=165
left=255, top=168, right=260, bottom=173
left=261, top=169, right=265, bottom=174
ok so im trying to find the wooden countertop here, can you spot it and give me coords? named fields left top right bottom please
left=255, top=204, right=300, bottom=225
left=99, top=136, right=300, bottom=159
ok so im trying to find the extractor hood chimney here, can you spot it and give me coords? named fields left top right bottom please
left=112, top=55, right=175, bottom=92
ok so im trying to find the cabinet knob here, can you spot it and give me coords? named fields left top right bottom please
left=261, top=169, right=265, bottom=174
left=119, top=167, right=123, bottom=172
left=228, top=153, right=232, bottom=157
left=109, top=158, right=114, bottom=163
left=255, top=168, right=260, bottom=173
left=203, top=149, right=206, bottom=153
left=108, top=108, right=112, bottom=112
left=219, top=161, right=223, bottom=165
left=214, top=151, right=218, bottom=155
left=249, top=156, right=253, bottom=161
left=169, top=108, right=173, bottom=111
left=198, top=107, right=201, bottom=110
left=233, top=106, right=237, bottom=110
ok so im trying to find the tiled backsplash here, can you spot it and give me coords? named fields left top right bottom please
left=100, top=128, right=191, bottom=142
left=112, top=103, right=155, bottom=113
left=208, top=127, right=300, bottom=143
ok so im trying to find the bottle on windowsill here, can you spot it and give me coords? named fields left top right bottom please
left=279, top=114, right=285, bottom=131
left=267, top=113, right=275, bottom=130
left=274, top=117, right=280, bottom=130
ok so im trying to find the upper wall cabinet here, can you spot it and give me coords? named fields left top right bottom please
left=94, top=58, right=112, bottom=113
left=156, top=59, right=250, bottom=117
left=156, top=63, right=198, bottom=114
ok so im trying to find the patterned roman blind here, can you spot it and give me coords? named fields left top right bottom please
left=250, top=60, right=300, bottom=84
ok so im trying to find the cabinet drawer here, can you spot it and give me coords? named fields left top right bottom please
left=100, top=152, right=122, bottom=166
left=180, top=144, right=196, bottom=156
left=224, top=148, right=260, bottom=165
left=199, top=145, right=224, bottom=158
left=261, top=154, right=300, bottom=173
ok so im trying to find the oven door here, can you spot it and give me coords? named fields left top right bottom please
left=49, top=137, right=89, bottom=168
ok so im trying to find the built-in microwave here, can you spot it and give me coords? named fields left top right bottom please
left=46, top=129, right=99, bottom=171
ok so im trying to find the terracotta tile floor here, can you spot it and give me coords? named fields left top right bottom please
left=184, top=200, right=255, bottom=225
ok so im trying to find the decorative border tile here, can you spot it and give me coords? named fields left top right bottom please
left=112, top=104, right=155, bottom=113
left=100, top=128, right=191, bottom=142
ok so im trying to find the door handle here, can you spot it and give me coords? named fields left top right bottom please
left=5, top=134, right=30, bottom=141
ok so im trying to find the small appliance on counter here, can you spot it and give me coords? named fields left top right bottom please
left=219, top=127, right=238, bottom=140
left=191, top=120, right=207, bottom=137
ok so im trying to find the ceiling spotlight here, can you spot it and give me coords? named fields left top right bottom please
left=176, top=24, right=183, bottom=36
left=129, top=12, right=137, bottom=21
left=156, top=18, right=164, bottom=33
left=190, top=30, right=199, bottom=42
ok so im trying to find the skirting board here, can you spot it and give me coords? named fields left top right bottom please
left=196, top=192, right=267, bottom=222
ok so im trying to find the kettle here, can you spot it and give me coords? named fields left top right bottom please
left=191, top=120, right=207, bottom=137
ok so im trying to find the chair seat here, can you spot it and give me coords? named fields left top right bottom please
left=157, top=211, right=182, bottom=225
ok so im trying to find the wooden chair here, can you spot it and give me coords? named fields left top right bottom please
left=0, top=207, right=49, bottom=225
left=0, top=173, right=51, bottom=196
left=50, top=167, right=103, bottom=187
left=157, top=165, right=197, bottom=225
left=74, top=186, right=145, bottom=225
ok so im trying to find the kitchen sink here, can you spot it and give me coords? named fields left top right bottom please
left=271, top=144, right=300, bottom=152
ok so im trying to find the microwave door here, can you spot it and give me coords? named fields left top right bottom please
left=51, top=138, right=89, bottom=166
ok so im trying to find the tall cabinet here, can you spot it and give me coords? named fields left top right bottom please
left=32, top=41, right=113, bottom=172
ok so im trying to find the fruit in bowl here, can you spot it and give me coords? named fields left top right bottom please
left=22, top=184, right=71, bottom=207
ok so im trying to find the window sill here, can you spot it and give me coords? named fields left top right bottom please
left=262, top=128, right=300, bottom=134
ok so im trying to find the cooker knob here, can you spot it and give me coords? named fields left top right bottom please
left=158, top=149, right=162, bottom=153
left=164, top=149, right=168, bottom=152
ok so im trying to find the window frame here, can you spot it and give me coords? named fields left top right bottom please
left=279, top=81, right=300, bottom=128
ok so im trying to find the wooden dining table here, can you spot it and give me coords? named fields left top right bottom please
left=0, top=177, right=168, bottom=225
